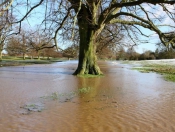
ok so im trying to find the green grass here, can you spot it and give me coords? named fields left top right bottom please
left=47, top=87, right=92, bottom=101
left=22, top=103, right=44, bottom=112
left=133, top=63, right=175, bottom=82
left=51, top=92, right=60, bottom=100
left=164, top=74, right=175, bottom=82
left=25, top=104, right=36, bottom=108
left=132, top=67, right=150, bottom=73
left=78, top=87, right=91, bottom=94
left=120, top=60, right=130, bottom=64
left=0, top=56, right=63, bottom=67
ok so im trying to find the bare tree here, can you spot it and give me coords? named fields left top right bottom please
left=13, top=0, right=175, bottom=75
left=63, top=44, right=79, bottom=60
left=6, top=31, right=30, bottom=59
left=28, top=28, right=55, bottom=60
left=0, top=0, right=14, bottom=60
left=0, top=0, right=13, bottom=17
left=42, top=47, right=58, bottom=59
left=156, top=39, right=175, bottom=59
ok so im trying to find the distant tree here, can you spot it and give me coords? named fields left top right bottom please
left=42, top=47, right=59, bottom=59
left=116, top=47, right=126, bottom=60
left=63, top=45, right=79, bottom=60
left=28, top=29, right=55, bottom=60
left=97, top=46, right=116, bottom=60
left=143, top=50, right=151, bottom=60
left=6, top=33, right=30, bottom=59
left=126, top=48, right=139, bottom=60
left=155, top=48, right=159, bottom=59
left=0, top=0, right=14, bottom=60
left=156, top=42, right=175, bottom=59
left=149, top=52, right=156, bottom=60
left=138, top=50, right=155, bottom=60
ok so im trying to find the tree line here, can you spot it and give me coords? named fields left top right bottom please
left=4, top=30, right=175, bottom=61
left=116, top=45, right=175, bottom=61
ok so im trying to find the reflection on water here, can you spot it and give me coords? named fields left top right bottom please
left=0, top=61, right=175, bottom=132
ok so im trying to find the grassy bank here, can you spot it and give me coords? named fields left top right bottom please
left=0, top=56, right=64, bottom=67
left=133, top=63, right=175, bottom=82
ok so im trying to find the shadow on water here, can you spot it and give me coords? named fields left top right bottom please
left=0, top=60, right=175, bottom=132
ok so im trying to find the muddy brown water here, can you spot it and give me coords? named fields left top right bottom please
left=0, top=61, right=175, bottom=132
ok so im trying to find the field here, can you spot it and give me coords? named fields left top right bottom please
left=0, top=56, right=65, bottom=67
left=124, top=59, right=175, bottom=82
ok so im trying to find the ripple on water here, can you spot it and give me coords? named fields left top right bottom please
left=0, top=61, right=175, bottom=132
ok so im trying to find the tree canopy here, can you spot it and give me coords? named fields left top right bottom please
left=6, top=0, right=175, bottom=75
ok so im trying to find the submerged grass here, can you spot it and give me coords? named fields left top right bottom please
left=42, top=87, right=119, bottom=110
left=133, top=63, right=175, bottom=82
left=51, top=92, right=60, bottom=100
left=22, top=103, right=44, bottom=112
left=48, top=87, right=92, bottom=101
left=78, top=87, right=91, bottom=94
left=77, top=74, right=104, bottom=78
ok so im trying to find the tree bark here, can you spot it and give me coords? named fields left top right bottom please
left=23, top=53, right=26, bottom=60
left=73, top=5, right=102, bottom=75
left=0, top=50, right=2, bottom=61
left=0, top=45, right=3, bottom=61
left=37, top=51, right=40, bottom=60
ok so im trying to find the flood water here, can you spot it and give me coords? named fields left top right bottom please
left=0, top=61, right=175, bottom=132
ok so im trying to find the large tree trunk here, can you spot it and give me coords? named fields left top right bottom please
left=23, top=53, right=26, bottom=60
left=0, top=50, right=2, bottom=61
left=73, top=5, right=102, bottom=75
left=37, top=51, right=40, bottom=60
left=0, top=45, right=3, bottom=61
left=0, top=43, right=3, bottom=61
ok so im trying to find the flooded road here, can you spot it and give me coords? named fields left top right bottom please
left=0, top=61, right=175, bottom=132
